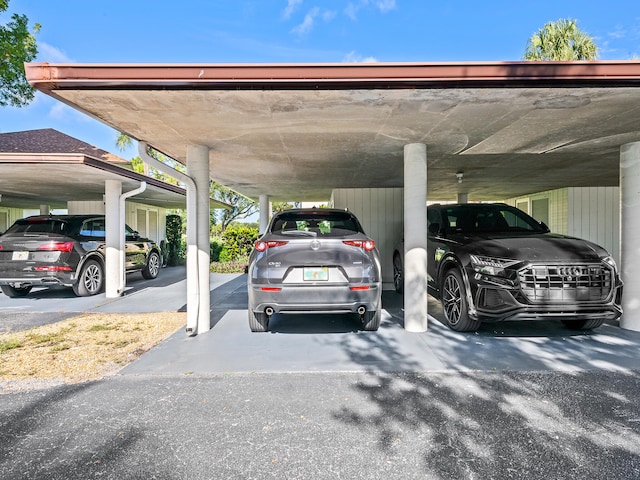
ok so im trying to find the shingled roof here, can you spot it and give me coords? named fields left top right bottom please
left=0, top=128, right=131, bottom=169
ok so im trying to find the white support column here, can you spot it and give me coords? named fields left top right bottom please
left=403, top=143, right=428, bottom=332
left=620, top=142, right=640, bottom=332
left=457, top=193, right=468, bottom=204
left=259, top=194, right=270, bottom=233
left=39, top=205, right=50, bottom=215
left=187, top=144, right=211, bottom=335
left=104, top=180, right=122, bottom=298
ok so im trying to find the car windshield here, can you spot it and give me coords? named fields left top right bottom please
left=438, top=204, right=546, bottom=235
left=270, top=211, right=363, bottom=237
left=4, top=218, right=68, bottom=236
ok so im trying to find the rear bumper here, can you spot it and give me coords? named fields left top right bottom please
left=248, top=283, right=382, bottom=315
left=0, top=273, right=74, bottom=287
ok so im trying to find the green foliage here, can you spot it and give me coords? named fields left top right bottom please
left=219, top=224, right=258, bottom=261
left=0, top=0, right=40, bottom=107
left=210, top=237, right=224, bottom=262
left=524, top=18, right=597, bottom=61
left=165, top=214, right=185, bottom=266
left=0, top=338, right=22, bottom=353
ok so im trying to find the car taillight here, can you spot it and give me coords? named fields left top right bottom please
left=254, top=240, right=288, bottom=252
left=343, top=240, right=376, bottom=251
left=35, top=266, right=72, bottom=272
left=37, top=241, right=74, bottom=253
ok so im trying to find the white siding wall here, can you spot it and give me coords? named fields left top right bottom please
left=331, top=188, right=404, bottom=289
left=0, top=207, right=24, bottom=232
left=66, top=200, right=167, bottom=243
left=567, top=187, right=620, bottom=266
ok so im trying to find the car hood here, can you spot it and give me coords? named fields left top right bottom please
left=452, top=233, right=608, bottom=262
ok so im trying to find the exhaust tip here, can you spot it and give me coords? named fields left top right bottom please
left=265, top=307, right=274, bottom=317
left=357, top=306, right=366, bottom=315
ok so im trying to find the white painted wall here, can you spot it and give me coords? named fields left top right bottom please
left=0, top=207, right=23, bottom=232
left=331, top=188, right=404, bottom=290
left=67, top=200, right=168, bottom=242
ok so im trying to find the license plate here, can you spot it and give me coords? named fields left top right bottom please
left=303, top=267, right=328, bottom=281
left=12, top=251, right=29, bottom=261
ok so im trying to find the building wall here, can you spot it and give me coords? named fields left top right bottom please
left=67, top=200, right=168, bottom=243
left=331, top=188, right=404, bottom=290
left=0, top=207, right=24, bottom=233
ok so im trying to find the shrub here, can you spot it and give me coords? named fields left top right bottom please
left=165, top=214, right=185, bottom=266
left=221, top=224, right=259, bottom=261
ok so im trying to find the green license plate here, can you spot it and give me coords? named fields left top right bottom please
left=303, top=267, right=328, bottom=281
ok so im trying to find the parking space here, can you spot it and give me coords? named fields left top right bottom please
left=3, top=268, right=640, bottom=375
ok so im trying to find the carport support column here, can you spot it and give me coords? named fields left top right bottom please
left=105, top=180, right=122, bottom=298
left=259, top=195, right=270, bottom=233
left=187, top=145, right=211, bottom=335
left=403, top=143, right=428, bottom=332
left=620, top=142, right=640, bottom=332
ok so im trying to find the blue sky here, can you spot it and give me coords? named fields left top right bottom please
left=2, top=0, right=640, bottom=161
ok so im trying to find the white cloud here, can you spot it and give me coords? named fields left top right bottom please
left=344, top=0, right=396, bottom=21
left=37, top=42, right=74, bottom=63
left=48, top=102, right=91, bottom=123
left=282, top=0, right=303, bottom=20
left=291, top=7, right=320, bottom=35
left=342, top=51, right=378, bottom=63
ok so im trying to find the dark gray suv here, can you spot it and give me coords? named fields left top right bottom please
left=0, top=214, right=162, bottom=297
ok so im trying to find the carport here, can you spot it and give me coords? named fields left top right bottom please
left=0, top=128, right=229, bottom=300
left=24, top=60, right=640, bottom=334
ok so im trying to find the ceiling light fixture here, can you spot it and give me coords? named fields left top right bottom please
left=456, top=172, right=464, bottom=184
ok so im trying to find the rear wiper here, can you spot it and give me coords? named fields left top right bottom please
left=279, top=230, right=317, bottom=237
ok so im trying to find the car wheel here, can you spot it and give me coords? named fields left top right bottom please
left=72, top=259, right=104, bottom=297
left=248, top=309, right=269, bottom=332
left=441, top=269, right=481, bottom=332
left=393, top=253, right=403, bottom=294
left=1, top=284, right=33, bottom=298
left=361, top=308, right=381, bottom=331
left=562, top=319, right=605, bottom=330
left=142, top=251, right=161, bottom=279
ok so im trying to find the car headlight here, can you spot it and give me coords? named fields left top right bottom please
left=602, top=256, right=617, bottom=271
left=469, top=255, right=519, bottom=277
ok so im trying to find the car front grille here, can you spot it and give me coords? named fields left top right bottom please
left=518, top=264, right=613, bottom=303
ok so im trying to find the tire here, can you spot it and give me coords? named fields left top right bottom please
left=72, top=259, right=104, bottom=297
left=562, top=318, right=605, bottom=330
left=441, top=269, right=481, bottom=332
left=393, top=253, right=404, bottom=294
left=361, top=308, right=381, bottom=331
left=1, top=284, right=33, bottom=298
left=142, top=251, right=161, bottom=279
left=248, top=309, right=269, bottom=332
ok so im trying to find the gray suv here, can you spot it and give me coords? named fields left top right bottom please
left=0, top=214, right=162, bottom=297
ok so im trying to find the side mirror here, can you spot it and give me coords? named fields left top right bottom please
left=540, top=222, right=551, bottom=233
left=428, top=223, right=441, bottom=236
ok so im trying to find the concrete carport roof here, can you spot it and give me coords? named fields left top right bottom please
left=0, top=129, right=230, bottom=210
left=23, top=60, right=640, bottom=335
left=23, top=60, right=640, bottom=202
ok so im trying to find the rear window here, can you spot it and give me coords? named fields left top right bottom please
left=4, top=219, right=69, bottom=236
left=270, top=211, right=363, bottom=236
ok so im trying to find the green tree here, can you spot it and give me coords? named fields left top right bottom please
left=212, top=183, right=257, bottom=231
left=524, top=18, right=597, bottom=61
left=0, top=0, right=40, bottom=107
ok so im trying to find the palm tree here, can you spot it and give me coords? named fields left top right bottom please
left=524, top=18, right=597, bottom=61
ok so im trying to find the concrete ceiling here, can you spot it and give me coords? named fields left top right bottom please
left=25, top=61, right=640, bottom=202
left=0, top=154, right=190, bottom=210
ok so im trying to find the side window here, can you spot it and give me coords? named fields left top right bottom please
left=80, top=219, right=106, bottom=238
left=427, top=209, right=441, bottom=233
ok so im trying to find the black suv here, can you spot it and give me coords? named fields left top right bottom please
left=393, top=203, right=623, bottom=332
left=0, top=214, right=162, bottom=297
